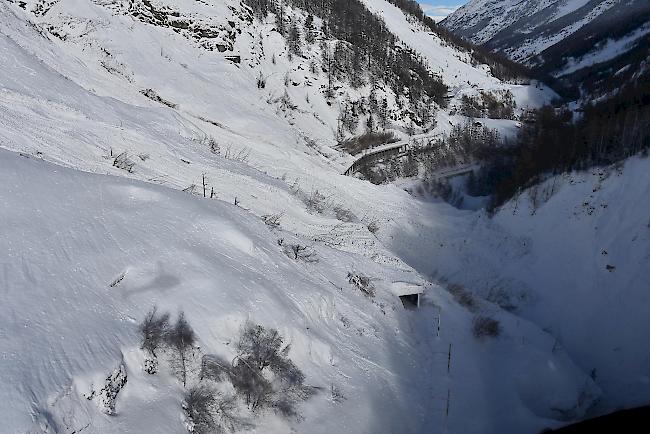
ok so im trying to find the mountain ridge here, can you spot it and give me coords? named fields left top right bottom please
left=443, top=0, right=650, bottom=98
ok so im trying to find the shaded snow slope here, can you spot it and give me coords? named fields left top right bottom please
left=387, top=156, right=650, bottom=419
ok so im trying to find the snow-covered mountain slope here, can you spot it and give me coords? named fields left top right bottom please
left=0, top=148, right=602, bottom=434
left=389, top=155, right=650, bottom=417
left=443, top=0, right=650, bottom=98
left=363, top=0, right=553, bottom=105
left=0, top=147, right=436, bottom=434
left=0, top=0, right=633, bottom=433
left=0, top=0, right=555, bottom=255
left=443, top=0, right=566, bottom=46
left=0, top=0, right=553, bottom=177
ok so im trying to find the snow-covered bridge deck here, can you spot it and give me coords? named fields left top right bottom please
left=342, top=133, right=475, bottom=181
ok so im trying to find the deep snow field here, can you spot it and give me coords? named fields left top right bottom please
left=0, top=1, right=648, bottom=433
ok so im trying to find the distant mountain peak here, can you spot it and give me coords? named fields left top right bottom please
left=442, top=0, right=650, bottom=99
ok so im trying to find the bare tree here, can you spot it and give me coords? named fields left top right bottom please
left=184, top=385, right=220, bottom=434
left=184, top=384, right=248, bottom=434
left=230, top=322, right=314, bottom=417
left=200, top=354, right=231, bottom=382
left=229, top=359, right=274, bottom=411
left=113, top=152, right=135, bottom=173
left=139, top=307, right=170, bottom=373
left=167, top=311, right=196, bottom=387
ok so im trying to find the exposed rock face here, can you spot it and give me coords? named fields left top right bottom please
left=96, top=363, right=128, bottom=415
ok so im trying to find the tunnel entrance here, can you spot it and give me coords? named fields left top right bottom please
left=399, top=293, right=420, bottom=309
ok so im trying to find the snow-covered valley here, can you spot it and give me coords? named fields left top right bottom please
left=0, top=0, right=648, bottom=433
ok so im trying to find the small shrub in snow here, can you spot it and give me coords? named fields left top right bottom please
left=288, top=179, right=301, bottom=195
left=447, top=284, right=477, bottom=312
left=333, top=206, right=357, bottom=222
left=183, top=184, right=197, bottom=194
left=143, top=357, right=158, bottom=375
left=166, top=311, right=197, bottom=387
left=222, top=145, right=250, bottom=163
left=486, top=287, right=518, bottom=312
left=472, top=315, right=501, bottom=339
left=330, top=384, right=346, bottom=404
left=305, top=189, right=329, bottom=214
left=229, top=359, right=274, bottom=411
left=303, top=136, right=318, bottom=149
left=347, top=271, right=375, bottom=297
left=291, top=184, right=338, bottom=217
left=203, top=136, right=220, bottom=155
left=282, top=242, right=318, bottom=263
left=140, top=88, right=177, bottom=108
left=261, top=213, right=282, bottom=229
left=365, top=218, right=380, bottom=235
left=113, top=151, right=135, bottom=173
left=230, top=322, right=315, bottom=417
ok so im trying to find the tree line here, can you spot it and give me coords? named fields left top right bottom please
left=244, top=0, right=448, bottom=110
left=467, top=72, right=650, bottom=209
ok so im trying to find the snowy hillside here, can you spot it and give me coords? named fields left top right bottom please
left=389, top=156, right=650, bottom=418
left=0, top=146, right=604, bottom=434
left=443, top=0, right=564, bottom=46
left=1, top=0, right=645, bottom=433
left=443, top=0, right=650, bottom=98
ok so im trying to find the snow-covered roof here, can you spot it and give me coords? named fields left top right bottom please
left=390, top=281, right=424, bottom=297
